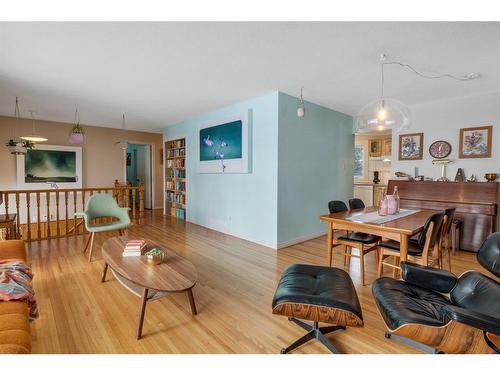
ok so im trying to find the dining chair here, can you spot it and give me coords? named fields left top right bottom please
left=75, top=193, right=131, bottom=262
left=327, top=200, right=380, bottom=285
left=348, top=198, right=365, bottom=211
left=439, top=208, right=456, bottom=272
left=377, top=212, right=445, bottom=278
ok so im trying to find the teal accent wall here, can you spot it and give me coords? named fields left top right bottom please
left=163, top=91, right=279, bottom=247
left=277, top=92, right=354, bottom=246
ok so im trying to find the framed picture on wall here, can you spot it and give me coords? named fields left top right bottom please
left=198, top=111, right=250, bottom=174
left=398, top=133, right=424, bottom=160
left=16, top=144, right=83, bottom=189
left=459, top=125, right=492, bottom=158
left=368, top=139, right=382, bottom=157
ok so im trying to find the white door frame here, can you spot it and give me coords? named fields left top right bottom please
left=122, top=140, right=155, bottom=210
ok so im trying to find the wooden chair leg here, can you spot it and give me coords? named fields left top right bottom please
left=88, top=232, right=95, bottom=262
left=445, top=236, right=452, bottom=272
left=360, top=248, right=365, bottom=286
left=118, top=229, right=124, bottom=236
left=377, top=249, right=384, bottom=278
left=346, top=246, right=352, bottom=268
left=392, top=256, right=399, bottom=278
left=83, top=232, right=92, bottom=253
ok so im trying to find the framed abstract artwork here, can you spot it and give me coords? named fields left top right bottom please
left=16, top=144, right=83, bottom=189
left=198, top=112, right=250, bottom=173
left=459, top=125, right=492, bottom=159
left=398, top=133, right=424, bottom=160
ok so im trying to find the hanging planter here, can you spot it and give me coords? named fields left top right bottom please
left=69, top=106, right=85, bottom=145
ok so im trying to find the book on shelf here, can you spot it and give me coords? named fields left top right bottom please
left=123, top=239, right=147, bottom=257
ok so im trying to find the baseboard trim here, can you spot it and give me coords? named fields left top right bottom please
left=277, top=231, right=326, bottom=249
left=184, top=218, right=278, bottom=249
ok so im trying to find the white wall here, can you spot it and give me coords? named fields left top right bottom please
left=391, top=91, right=500, bottom=181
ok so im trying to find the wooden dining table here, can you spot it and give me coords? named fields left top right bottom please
left=320, top=207, right=437, bottom=270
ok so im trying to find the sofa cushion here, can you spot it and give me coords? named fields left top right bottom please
left=0, top=240, right=27, bottom=262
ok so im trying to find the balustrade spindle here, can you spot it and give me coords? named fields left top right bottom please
left=65, top=191, right=69, bottom=235
left=36, top=192, right=41, bottom=240
left=46, top=192, right=51, bottom=238
left=15, top=193, right=20, bottom=239
left=73, top=190, right=77, bottom=236
left=26, top=193, right=31, bottom=241
left=55, top=191, right=60, bottom=237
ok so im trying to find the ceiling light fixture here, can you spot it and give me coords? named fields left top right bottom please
left=355, top=54, right=481, bottom=134
left=297, top=87, right=306, bottom=119
left=5, top=96, right=30, bottom=155
left=68, top=106, right=85, bottom=145
left=115, top=113, right=128, bottom=150
left=20, top=110, right=48, bottom=143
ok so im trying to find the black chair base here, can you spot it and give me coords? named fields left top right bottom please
left=384, top=332, right=443, bottom=354
left=281, top=317, right=346, bottom=354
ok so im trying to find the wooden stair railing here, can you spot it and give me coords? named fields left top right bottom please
left=0, top=183, right=144, bottom=242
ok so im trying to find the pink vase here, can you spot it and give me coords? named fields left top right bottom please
left=378, top=195, right=388, bottom=216
left=386, top=195, right=398, bottom=215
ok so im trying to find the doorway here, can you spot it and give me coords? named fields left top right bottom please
left=125, top=143, right=153, bottom=209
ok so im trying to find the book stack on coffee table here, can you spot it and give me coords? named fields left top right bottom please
left=123, top=239, right=147, bottom=257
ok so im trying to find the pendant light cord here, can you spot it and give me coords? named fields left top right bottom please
left=382, top=60, right=478, bottom=81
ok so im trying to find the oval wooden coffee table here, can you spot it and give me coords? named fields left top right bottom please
left=101, top=236, right=198, bottom=339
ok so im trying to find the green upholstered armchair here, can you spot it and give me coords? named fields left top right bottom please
left=75, top=193, right=131, bottom=262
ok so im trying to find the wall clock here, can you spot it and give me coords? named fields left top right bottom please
left=429, top=140, right=452, bottom=159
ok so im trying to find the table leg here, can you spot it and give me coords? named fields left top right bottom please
left=136, top=288, right=149, bottom=340
left=326, top=222, right=333, bottom=267
left=101, top=263, right=108, bottom=283
left=187, top=289, right=197, bottom=315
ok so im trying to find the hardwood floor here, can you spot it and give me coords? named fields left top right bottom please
left=27, top=210, right=485, bottom=353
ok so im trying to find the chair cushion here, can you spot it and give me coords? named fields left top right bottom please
left=338, top=232, right=381, bottom=244
left=378, top=239, right=423, bottom=255
left=372, top=277, right=452, bottom=331
left=272, top=264, right=363, bottom=325
left=451, top=271, right=500, bottom=318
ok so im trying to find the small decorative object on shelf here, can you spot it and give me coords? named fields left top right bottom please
left=372, top=171, right=380, bottom=184
left=432, top=159, right=451, bottom=182
left=454, top=168, right=465, bottom=182
left=145, top=248, right=164, bottom=265
left=484, top=173, right=498, bottom=183
left=467, top=174, right=477, bottom=183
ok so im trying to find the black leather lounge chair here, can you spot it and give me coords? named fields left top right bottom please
left=272, top=264, right=364, bottom=354
left=372, top=232, right=500, bottom=354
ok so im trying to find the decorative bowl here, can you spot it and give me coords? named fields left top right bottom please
left=484, top=173, right=498, bottom=182
left=145, top=248, right=164, bottom=265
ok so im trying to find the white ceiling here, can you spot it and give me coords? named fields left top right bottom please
left=0, top=22, right=499, bottom=133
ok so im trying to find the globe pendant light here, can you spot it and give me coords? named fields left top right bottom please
left=354, top=55, right=410, bottom=134
left=355, top=54, right=481, bottom=134
left=68, top=106, right=85, bottom=145
left=20, top=110, right=48, bottom=143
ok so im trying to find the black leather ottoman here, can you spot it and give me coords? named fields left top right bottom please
left=272, top=264, right=364, bottom=353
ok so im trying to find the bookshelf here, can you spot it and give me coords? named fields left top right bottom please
left=164, top=138, right=186, bottom=220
